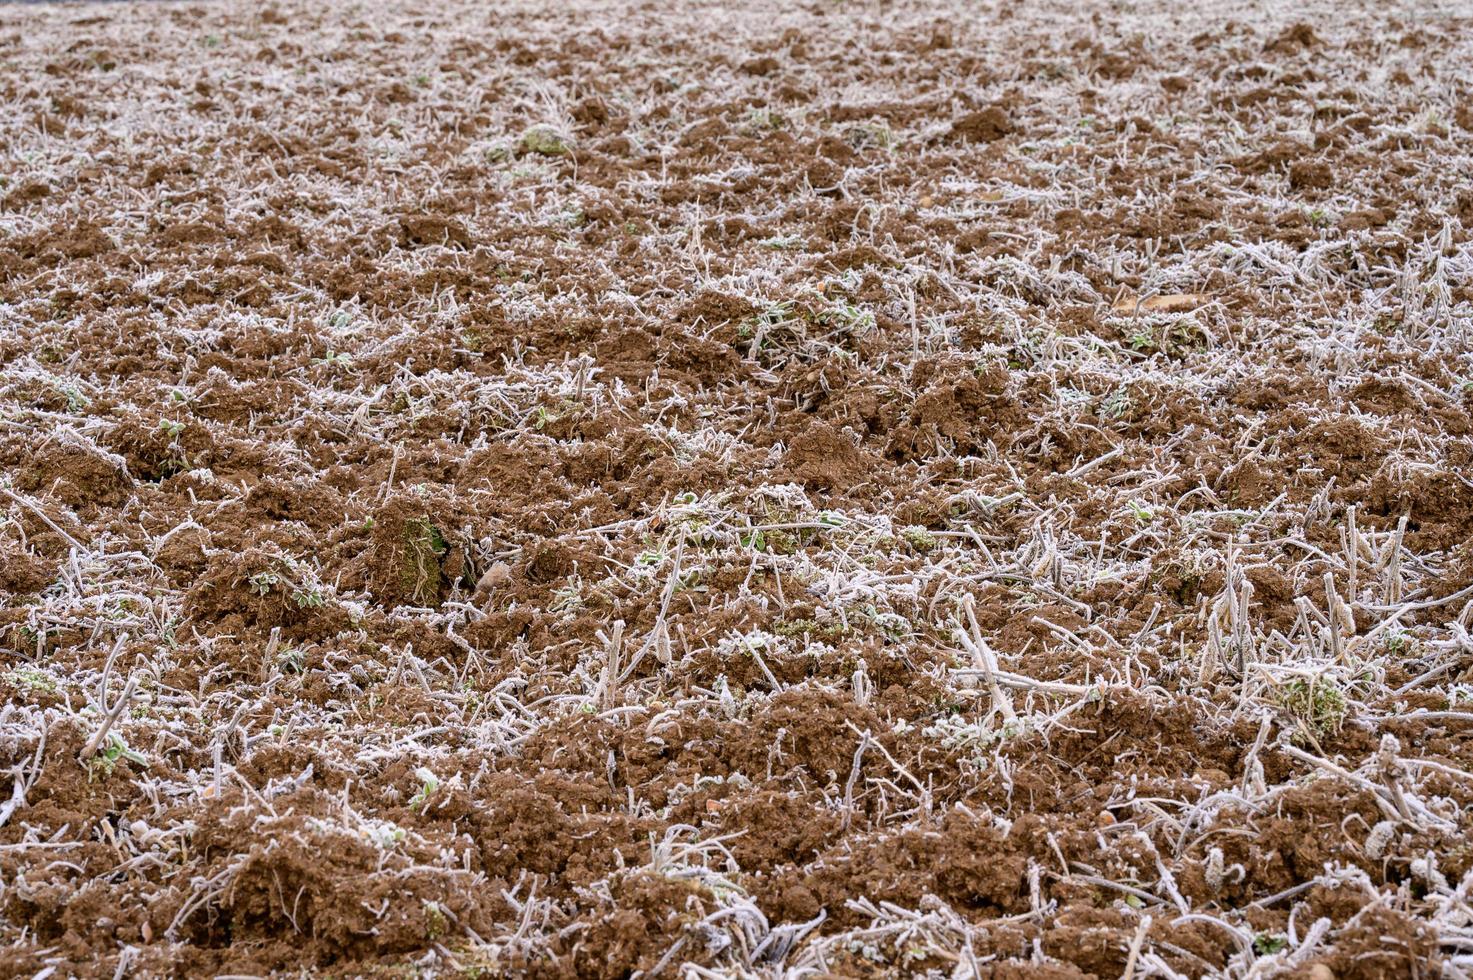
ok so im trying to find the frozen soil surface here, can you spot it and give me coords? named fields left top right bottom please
left=2, top=0, right=1473, bottom=976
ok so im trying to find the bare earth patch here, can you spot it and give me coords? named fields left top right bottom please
left=2, top=0, right=1473, bottom=976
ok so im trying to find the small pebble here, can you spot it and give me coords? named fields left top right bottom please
left=475, top=562, right=512, bottom=591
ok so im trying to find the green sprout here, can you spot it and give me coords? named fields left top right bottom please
left=291, top=588, right=325, bottom=609
left=4, top=667, right=58, bottom=694
left=820, top=303, right=876, bottom=333
left=1278, top=676, right=1347, bottom=741
left=90, top=734, right=147, bottom=778
left=424, top=901, right=447, bottom=939
left=57, top=384, right=89, bottom=411
left=1252, top=933, right=1288, bottom=956
left=1102, top=389, right=1132, bottom=418
left=247, top=571, right=280, bottom=596
left=901, top=526, right=938, bottom=553
left=549, top=579, right=585, bottom=615
left=408, top=767, right=440, bottom=810
left=519, top=125, right=568, bottom=157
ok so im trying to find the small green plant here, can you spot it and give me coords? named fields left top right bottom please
left=277, top=647, right=305, bottom=673
left=519, top=125, right=568, bottom=157
left=1370, top=313, right=1403, bottom=335
left=923, top=713, right=1030, bottom=752
left=423, top=901, right=447, bottom=940
left=744, top=109, right=786, bottom=131
left=56, top=383, right=89, bottom=411
left=901, top=526, right=938, bottom=553
left=4, top=667, right=58, bottom=694
left=1252, top=933, right=1288, bottom=956
left=774, top=617, right=852, bottom=644
left=291, top=587, right=325, bottom=609
left=1101, top=388, right=1132, bottom=418
left=247, top=571, right=280, bottom=596
left=867, top=609, right=912, bottom=642
left=819, top=303, right=876, bottom=334
left=159, top=419, right=186, bottom=438
left=846, top=122, right=895, bottom=150
left=365, top=821, right=406, bottom=849
left=740, top=528, right=767, bottom=552
left=1278, top=676, right=1347, bottom=741
left=764, top=529, right=800, bottom=554
left=1127, top=500, right=1154, bottom=523
left=549, top=578, right=585, bottom=616
left=408, top=767, right=439, bottom=810
left=89, top=734, right=146, bottom=778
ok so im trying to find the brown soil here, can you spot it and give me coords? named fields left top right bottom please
left=1, top=0, right=1471, bottom=976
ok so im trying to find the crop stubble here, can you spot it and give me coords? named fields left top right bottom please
left=2, top=0, right=1473, bottom=976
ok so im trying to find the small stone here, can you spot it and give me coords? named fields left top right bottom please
left=475, top=562, right=512, bottom=592
left=1111, top=292, right=1212, bottom=314
left=1097, top=810, right=1117, bottom=827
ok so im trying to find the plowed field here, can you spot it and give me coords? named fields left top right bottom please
left=3, top=0, right=1473, bottom=976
